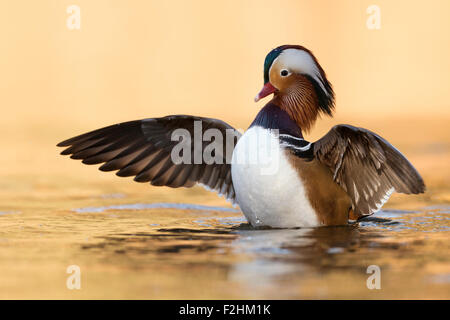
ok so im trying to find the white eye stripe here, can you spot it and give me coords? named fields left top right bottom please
left=272, top=49, right=329, bottom=96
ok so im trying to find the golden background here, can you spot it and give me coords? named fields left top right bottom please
left=0, top=0, right=449, bottom=300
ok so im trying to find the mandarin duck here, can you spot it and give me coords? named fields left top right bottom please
left=58, top=45, right=425, bottom=228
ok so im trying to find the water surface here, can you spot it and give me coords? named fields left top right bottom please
left=0, top=127, right=449, bottom=299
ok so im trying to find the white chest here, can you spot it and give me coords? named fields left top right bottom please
left=231, top=127, right=319, bottom=228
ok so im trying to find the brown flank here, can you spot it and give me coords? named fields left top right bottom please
left=285, top=150, right=352, bottom=225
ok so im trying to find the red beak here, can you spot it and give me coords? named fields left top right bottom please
left=254, top=82, right=277, bottom=102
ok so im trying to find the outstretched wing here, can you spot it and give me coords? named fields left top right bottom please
left=314, top=125, right=425, bottom=216
left=57, top=115, right=241, bottom=203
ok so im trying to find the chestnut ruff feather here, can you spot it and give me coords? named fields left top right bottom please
left=263, top=45, right=335, bottom=131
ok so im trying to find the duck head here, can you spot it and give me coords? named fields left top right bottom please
left=255, top=45, right=335, bottom=132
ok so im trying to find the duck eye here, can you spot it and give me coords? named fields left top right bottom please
left=280, top=69, right=289, bottom=77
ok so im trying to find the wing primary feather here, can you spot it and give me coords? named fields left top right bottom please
left=314, top=124, right=425, bottom=215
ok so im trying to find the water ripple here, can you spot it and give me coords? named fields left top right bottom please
left=73, top=202, right=240, bottom=214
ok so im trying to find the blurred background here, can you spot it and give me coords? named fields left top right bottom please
left=0, top=0, right=449, bottom=184
left=0, top=0, right=449, bottom=299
